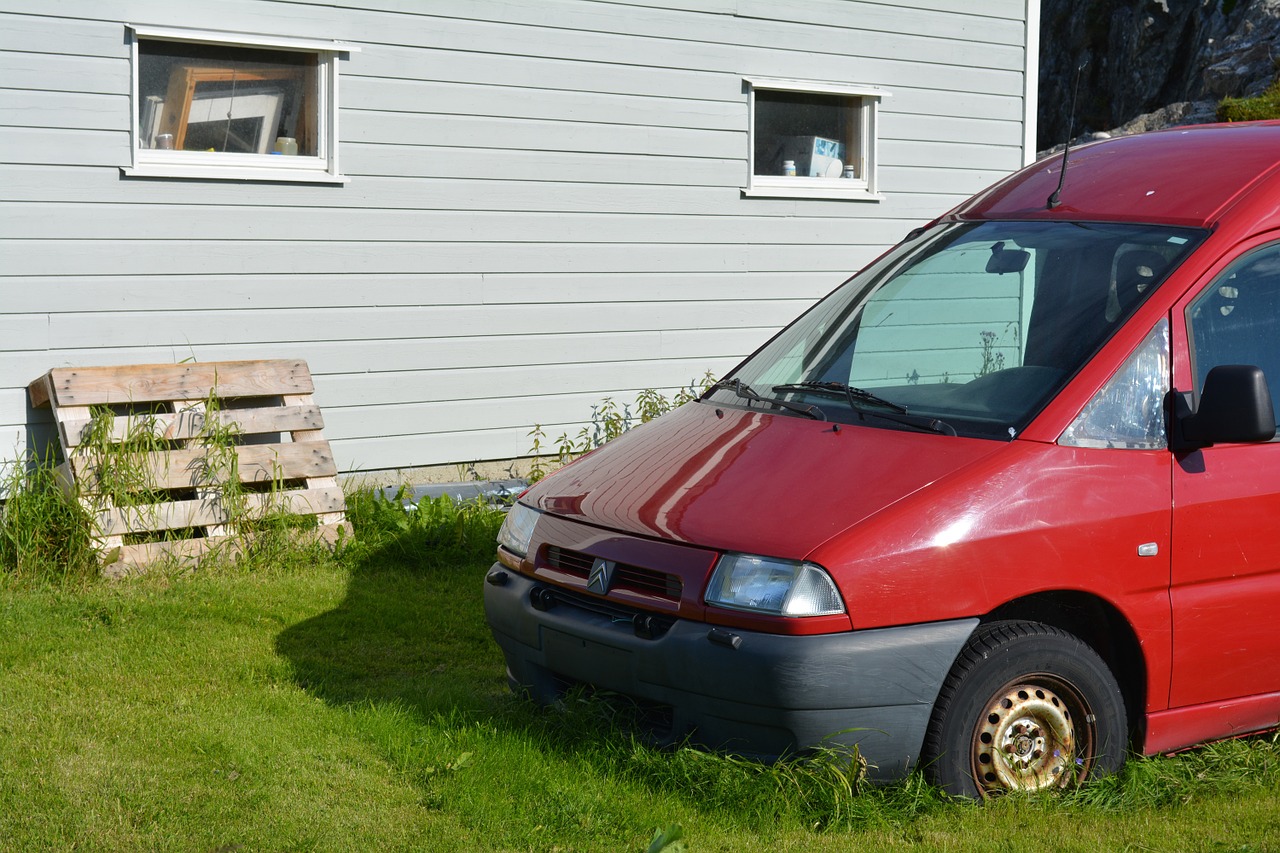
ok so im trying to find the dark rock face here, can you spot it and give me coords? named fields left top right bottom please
left=1038, top=0, right=1280, bottom=151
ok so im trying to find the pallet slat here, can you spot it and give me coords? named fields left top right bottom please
left=68, top=442, right=339, bottom=492
left=28, top=359, right=315, bottom=407
left=58, top=404, right=325, bottom=447
left=27, top=359, right=349, bottom=576
left=95, top=486, right=347, bottom=537
left=102, top=522, right=348, bottom=579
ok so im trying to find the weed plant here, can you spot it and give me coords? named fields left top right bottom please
left=0, top=451, right=98, bottom=585
left=1218, top=78, right=1280, bottom=122
left=3, top=489, right=1280, bottom=849
left=526, top=372, right=716, bottom=483
left=342, top=486, right=504, bottom=572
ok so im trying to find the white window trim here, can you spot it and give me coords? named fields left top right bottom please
left=123, top=25, right=358, bottom=184
left=743, top=76, right=886, bottom=201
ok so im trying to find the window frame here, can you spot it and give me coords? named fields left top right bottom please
left=124, top=25, right=357, bottom=184
left=743, top=76, right=885, bottom=201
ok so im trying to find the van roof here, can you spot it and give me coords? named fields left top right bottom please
left=950, top=121, right=1280, bottom=229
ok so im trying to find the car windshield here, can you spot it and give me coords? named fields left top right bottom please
left=709, top=220, right=1206, bottom=439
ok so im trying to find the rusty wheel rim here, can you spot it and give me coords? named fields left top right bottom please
left=971, top=677, right=1094, bottom=795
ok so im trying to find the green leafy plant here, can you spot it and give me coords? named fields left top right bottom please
left=0, top=450, right=99, bottom=584
left=528, top=372, right=718, bottom=482
left=976, top=330, right=1007, bottom=378
left=1218, top=78, right=1280, bottom=122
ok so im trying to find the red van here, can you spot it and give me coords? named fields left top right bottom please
left=484, top=122, right=1280, bottom=797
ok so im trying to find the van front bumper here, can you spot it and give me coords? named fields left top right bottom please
left=483, top=565, right=977, bottom=780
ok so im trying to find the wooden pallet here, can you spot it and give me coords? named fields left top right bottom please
left=27, top=359, right=350, bottom=577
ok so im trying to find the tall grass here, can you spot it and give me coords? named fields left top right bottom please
left=0, top=451, right=98, bottom=585
left=4, top=474, right=1280, bottom=849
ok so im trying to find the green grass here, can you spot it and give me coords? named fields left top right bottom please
left=2, top=491, right=1280, bottom=850
left=1218, top=78, right=1280, bottom=123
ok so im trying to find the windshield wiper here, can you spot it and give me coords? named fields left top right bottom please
left=773, top=380, right=908, bottom=413
left=773, top=380, right=956, bottom=436
left=708, top=378, right=825, bottom=420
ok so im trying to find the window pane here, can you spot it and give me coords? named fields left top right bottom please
left=138, top=40, right=317, bottom=156
left=715, top=221, right=1203, bottom=440
left=1189, top=245, right=1280, bottom=423
left=754, top=90, right=859, bottom=178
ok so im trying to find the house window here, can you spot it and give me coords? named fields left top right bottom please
left=744, top=78, right=884, bottom=200
left=125, top=26, right=355, bottom=183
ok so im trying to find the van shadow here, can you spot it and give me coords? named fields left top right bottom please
left=273, top=540, right=512, bottom=721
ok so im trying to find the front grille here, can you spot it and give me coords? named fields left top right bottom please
left=544, top=545, right=594, bottom=576
left=543, top=545, right=684, bottom=602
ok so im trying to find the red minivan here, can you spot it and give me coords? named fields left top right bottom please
left=484, top=122, right=1280, bottom=797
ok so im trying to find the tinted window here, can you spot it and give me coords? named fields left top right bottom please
left=1188, top=244, right=1280, bottom=424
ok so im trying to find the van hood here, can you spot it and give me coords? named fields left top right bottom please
left=524, top=401, right=1004, bottom=560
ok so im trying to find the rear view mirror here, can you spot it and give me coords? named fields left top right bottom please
left=1175, top=364, right=1277, bottom=449
left=986, top=241, right=1030, bottom=275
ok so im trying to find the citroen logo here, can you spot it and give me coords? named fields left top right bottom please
left=587, top=558, right=615, bottom=595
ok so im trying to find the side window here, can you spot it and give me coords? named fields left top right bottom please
left=1187, top=244, right=1280, bottom=423
left=126, top=27, right=354, bottom=183
left=744, top=77, right=883, bottom=200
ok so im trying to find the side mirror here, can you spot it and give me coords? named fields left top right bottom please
left=1175, top=364, right=1277, bottom=449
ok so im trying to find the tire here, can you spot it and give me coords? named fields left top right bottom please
left=922, top=620, right=1127, bottom=798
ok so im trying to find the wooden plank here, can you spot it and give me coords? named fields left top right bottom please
left=95, top=485, right=347, bottom=537
left=0, top=127, right=129, bottom=168
left=346, top=112, right=743, bottom=160
left=0, top=51, right=128, bottom=96
left=69, top=442, right=338, bottom=492
left=0, top=205, right=920, bottom=246
left=343, top=77, right=744, bottom=132
left=41, top=360, right=314, bottom=407
left=11, top=240, right=891, bottom=280
left=58, top=404, right=325, bottom=447
left=25, top=357, right=348, bottom=574
left=0, top=12, right=126, bottom=58
left=41, top=298, right=818, bottom=352
left=103, top=521, right=350, bottom=578
left=0, top=269, right=839, bottom=314
left=26, top=373, right=53, bottom=410
left=0, top=89, right=129, bottom=132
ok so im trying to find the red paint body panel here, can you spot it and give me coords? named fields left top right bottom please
left=952, top=122, right=1280, bottom=228
left=502, top=122, right=1280, bottom=768
left=526, top=402, right=1002, bottom=559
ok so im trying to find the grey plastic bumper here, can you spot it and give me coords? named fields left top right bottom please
left=483, top=566, right=977, bottom=780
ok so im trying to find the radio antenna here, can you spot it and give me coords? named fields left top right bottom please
left=1047, top=60, right=1089, bottom=210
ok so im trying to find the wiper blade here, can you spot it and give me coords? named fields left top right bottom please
left=773, top=381, right=956, bottom=436
left=773, top=380, right=908, bottom=413
left=709, top=378, right=825, bottom=420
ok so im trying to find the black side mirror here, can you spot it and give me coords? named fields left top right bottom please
left=1175, top=364, right=1277, bottom=450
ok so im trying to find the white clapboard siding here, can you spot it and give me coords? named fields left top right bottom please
left=0, top=164, right=974, bottom=223
left=0, top=0, right=1033, bottom=476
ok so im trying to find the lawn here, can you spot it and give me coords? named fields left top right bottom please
left=2, top=493, right=1280, bottom=851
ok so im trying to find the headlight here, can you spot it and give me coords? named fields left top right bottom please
left=705, top=553, right=845, bottom=617
left=497, top=502, right=540, bottom=559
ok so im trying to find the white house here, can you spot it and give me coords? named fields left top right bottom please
left=0, top=0, right=1040, bottom=479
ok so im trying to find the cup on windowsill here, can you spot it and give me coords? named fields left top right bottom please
left=273, top=136, right=298, bottom=156
left=155, top=134, right=174, bottom=150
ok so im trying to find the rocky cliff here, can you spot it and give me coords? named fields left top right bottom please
left=1038, top=0, right=1280, bottom=151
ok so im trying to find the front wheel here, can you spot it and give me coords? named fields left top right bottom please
left=922, top=620, right=1127, bottom=798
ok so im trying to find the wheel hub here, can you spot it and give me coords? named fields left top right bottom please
left=973, top=682, right=1081, bottom=793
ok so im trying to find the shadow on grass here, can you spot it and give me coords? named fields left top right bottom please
left=274, top=510, right=511, bottom=719
left=272, top=495, right=969, bottom=841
